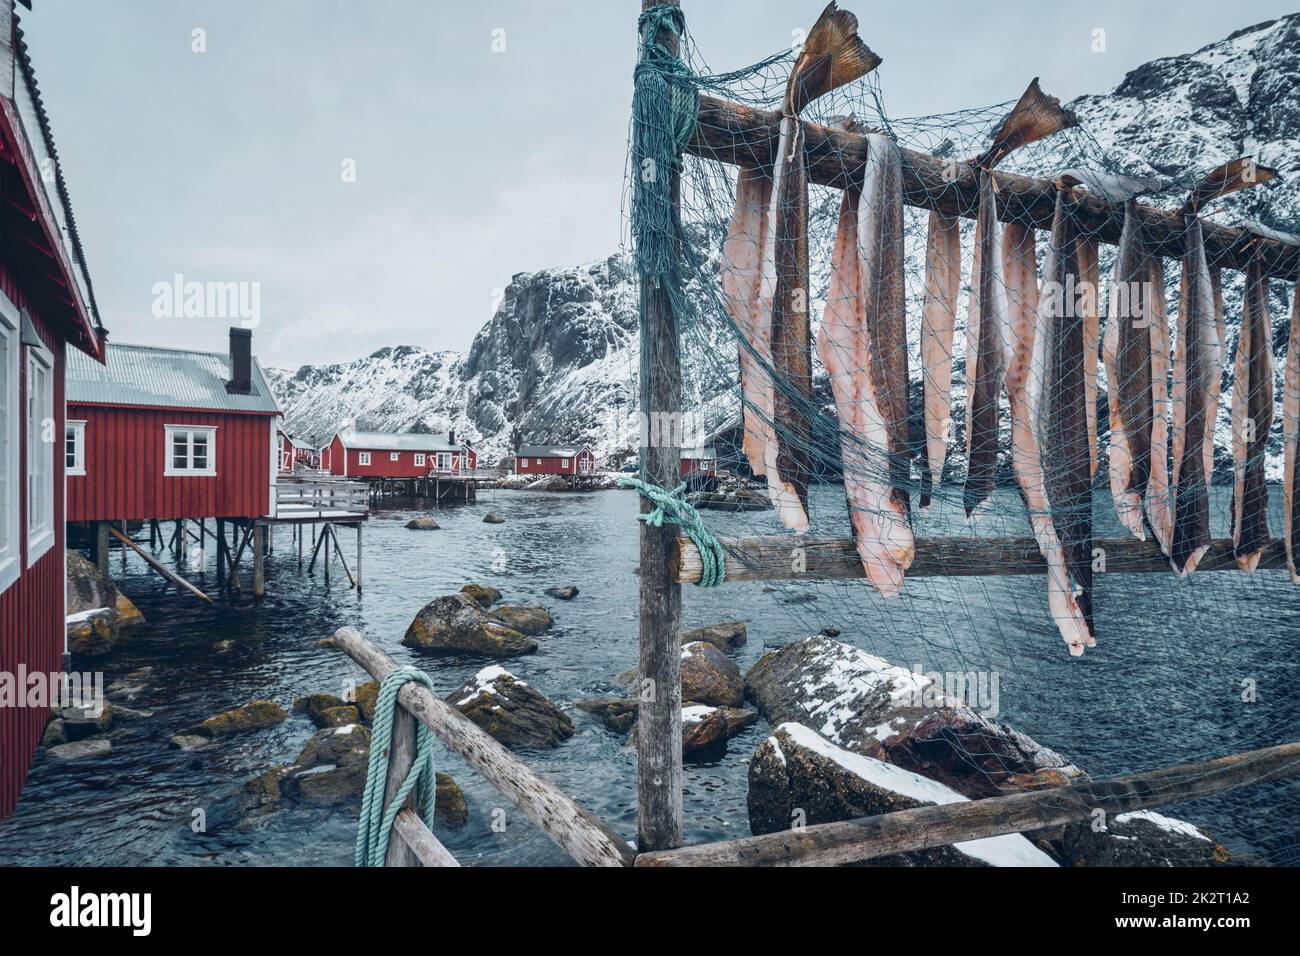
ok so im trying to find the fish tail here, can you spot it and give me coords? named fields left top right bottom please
left=1184, top=156, right=1279, bottom=214
left=786, top=3, right=882, bottom=114
left=976, top=78, right=1076, bottom=169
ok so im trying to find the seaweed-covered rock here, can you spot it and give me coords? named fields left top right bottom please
left=744, top=637, right=1082, bottom=798
left=65, top=550, right=144, bottom=656
left=447, top=666, right=573, bottom=749
left=489, top=604, right=552, bottom=636
left=682, top=704, right=758, bottom=757
left=680, top=641, right=743, bottom=707
left=574, top=697, right=639, bottom=733
left=434, top=772, right=469, bottom=828
left=405, top=516, right=441, bottom=530
left=680, top=621, right=747, bottom=650
left=748, top=723, right=1057, bottom=867
left=544, top=585, right=579, bottom=600
left=186, top=700, right=287, bottom=738
left=460, top=583, right=502, bottom=607
left=351, top=681, right=379, bottom=721
left=66, top=610, right=116, bottom=657
left=403, top=593, right=537, bottom=657
left=293, top=692, right=347, bottom=725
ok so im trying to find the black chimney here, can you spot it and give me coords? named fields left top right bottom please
left=449, top=429, right=456, bottom=445
left=226, top=327, right=252, bottom=394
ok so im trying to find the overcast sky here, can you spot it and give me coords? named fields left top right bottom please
left=22, top=0, right=1297, bottom=368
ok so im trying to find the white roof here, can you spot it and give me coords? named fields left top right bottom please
left=67, top=342, right=279, bottom=414
left=336, top=429, right=469, bottom=452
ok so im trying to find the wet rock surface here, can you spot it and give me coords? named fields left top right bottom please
left=489, top=604, right=552, bottom=636
left=185, top=700, right=287, bottom=738
left=680, top=621, right=747, bottom=650
left=460, top=583, right=501, bottom=608
left=403, top=593, right=537, bottom=657
left=680, top=641, right=743, bottom=708
left=446, top=666, right=573, bottom=749
left=405, top=516, right=441, bottom=530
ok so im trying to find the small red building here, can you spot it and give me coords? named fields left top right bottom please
left=66, top=329, right=282, bottom=523
left=321, top=429, right=476, bottom=478
left=278, top=425, right=318, bottom=472
left=515, top=444, right=596, bottom=476
left=1, top=1, right=107, bottom=818
left=680, top=446, right=717, bottom=478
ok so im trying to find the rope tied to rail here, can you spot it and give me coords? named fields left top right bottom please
left=354, top=666, right=437, bottom=867
left=619, top=476, right=725, bottom=587
left=631, top=4, right=696, bottom=281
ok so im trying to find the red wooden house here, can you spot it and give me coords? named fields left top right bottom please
left=515, top=444, right=596, bottom=476
left=680, top=446, right=717, bottom=478
left=1, top=0, right=107, bottom=818
left=65, top=329, right=282, bottom=524
left=321, top=429, right=476, bottom=478
left=278, top=425, right=318, bottom=472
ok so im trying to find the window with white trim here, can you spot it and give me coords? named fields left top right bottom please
left=413, top=453, right=426, bottom=467
left=562, top=458, right=570, bottom=467
left=164, top=425, right=217, bottom=476
left=359, top=451, right=371, bottom=466
left=26, top=334, right=56, bottom=564
left=66, top=420, right=86, bottom=476
left=0, top=298, right=19, bottom=593
left=436, top=452, right=450, bottom=471
left=390, top=452, right=400, bottom=461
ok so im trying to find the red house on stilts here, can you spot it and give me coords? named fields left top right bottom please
left=0, top=0, right=107, bottom=819
left=321, top=428, right=476, bottom=478
left=514, top=444, right=596, bottom=477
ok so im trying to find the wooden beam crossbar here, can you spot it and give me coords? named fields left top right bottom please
left=688, top=94, right=1300, bottom=280
left=677, top=534, right=1287, bottom=584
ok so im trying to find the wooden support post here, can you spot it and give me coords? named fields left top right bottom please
left=328, top=524, right=356, bottom=588
left=392, top=809, right=460, bottom=867
left=94, top=522, right=109, bottom=574
left=298, top=522, right=304, bottom=567
left=120, top=521, right=128, bottom=570
left=175, top=520, right=184, bottom=559
left=356, top=522, right=363, bottom=595
left=198, top=518, right=206, bottom=560
left=107, top=526, right=213, bottom=604
left=324, top=525, right=332, bottom=585
left=227, top=525, right=251, bottom=591
left=635, top=740, right=1300, bottom=867
left=382, top=699, right=421, bottom=867
left=634, top=0, right=684, bottom=854
left=148, top=520, right=156, bottom=550
left=252, top=525, right=266, bottom=597
left=216, top=519, right=227, bottom=580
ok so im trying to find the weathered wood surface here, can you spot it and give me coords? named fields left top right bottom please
left=636, top=740, right=1300, bottom=867
left=393, top=809, right=460, bottom=868
left=106, top=525, right=213, bottom=603
left=332, top=627, right=635, bottom=868
left=689, top=95, right=1300, bottom=280
left=677, top=534, right=1287, bottom=583
left=382, top=701, right=420, bottom=867
left=635, top=0, right=684, bottom=854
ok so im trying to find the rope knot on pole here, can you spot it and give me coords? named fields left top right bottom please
left=355, top=666, right=438, bottom=867
left=619, top=476, right=725, bottom=587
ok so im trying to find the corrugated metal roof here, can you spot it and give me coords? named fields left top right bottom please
left=337, top=429, right=467, bottom=452
left=66, top=342, right=280, bottom=414
left=516, top=445, right=590, bottom=458
left=681, top=447, right=717, bottom=460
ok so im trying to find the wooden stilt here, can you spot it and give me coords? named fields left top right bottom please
left=227, top=525, right=252, bottom=591
left=216, top=519, right=227, bottom=580
left=107, top=526, right=213, bottom=604
left=328, top=524, right=355, bottom=588
left=634, top=0, right=684, bottom=854
left=95, top=522, right=109, bottom=574
left=253, top=525, right=266, bottom=597
left=356, top=522, right=363, bottom=595
left=307, top=523, right=329, bottom=574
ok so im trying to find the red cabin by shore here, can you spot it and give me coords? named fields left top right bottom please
left=514, top=444, right=596, bottom=476
left=1, top=1, right=107, bottom=819
left=321, top=429, right=476, bottom=478
left=278, top=425, right=318, bottom=473
left=680, top=446, right=717, bottom=478
left=65, top=330, right=282, bottom=524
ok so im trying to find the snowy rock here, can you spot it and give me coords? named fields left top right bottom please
left=681, top=704, right=758, bottom=758
left=65, top=550, right=144, bottom=656
left=1052, top=809, right=1233, bottom=867
left=680, top=641, right=743, bottom=707
left=748, top=723, right=1058, bottom=867
left=526, top=476, right=569, bottom=492
left=446, top=666, right=573, bottom=749
left=744, top=637, right=1083, bottom=798
left=403, top=593, right=537, bottom=657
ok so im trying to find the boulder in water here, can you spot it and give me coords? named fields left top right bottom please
left=65, top=550, right=144, bottom=656
left=748, top=723, right=1057, bottom=867
left=403, top=593, right=537, bottom=657
left=350, top=681, right=379, bottom=720
left=574, top=697, right=639, bottom=733
left=186, top=700, right=287, bottom=738
left=680, top=641, right=743, bottom=707
left=293, top=692, right=346, bottom=725
left=405, top=516, right=441, bottom=530
left=680, top=620, right=747, bottom=650
left=281, top=723, right=373, bottom=807
left=460, top=583, right=501, bottom=607
left=482, top=513, right=507, bottom=523
left=526, top=476, right=568, bottom=492
left=544, top=585, right=579, bottom=600
left=681, top=704, right=758, bottom=758
left=46, top=738, right=113, bottom=763
left=489, top=604, right=552, bottom=636
left=446, top=666, right=573, bottom=749
left=434, top=772, right=469, bottom=828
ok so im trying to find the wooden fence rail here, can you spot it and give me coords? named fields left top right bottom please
left=636, top=740, right=1300, bottom=867
left=676, top=535, right=1286, bottom=584
left=331, top=626, right=635, bottom=868
left=274, top=479, right=370, bottom=517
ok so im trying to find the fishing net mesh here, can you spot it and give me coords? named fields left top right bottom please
left=625, top=9, right=1300, bottom=865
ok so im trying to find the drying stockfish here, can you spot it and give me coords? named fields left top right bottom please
left=919, top=210, right=961, bottom=508
left=1230, top=253, right=1274, bottom=572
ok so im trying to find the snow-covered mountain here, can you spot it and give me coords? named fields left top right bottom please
left=268, top=13, right=1300, bottom=469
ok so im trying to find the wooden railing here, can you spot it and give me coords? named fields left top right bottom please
left=274, top=478, right=369, bottom=518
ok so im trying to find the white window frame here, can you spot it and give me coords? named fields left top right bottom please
left=390, top=451, right=400, bottom=462
left=358, top=451, right=371, bottom=466
left=436, top=452, right=451, bottom=471
left=0, top=294, right=20, bottom=594
left=25, top=331, right=56, bottom=566
left=66, top=419, right=86, bottom=476
left=562, top=458, right=570, bottom=468
left=413, top=453, right=426, bottom=467
left=164, top=424, right=218, bottom=477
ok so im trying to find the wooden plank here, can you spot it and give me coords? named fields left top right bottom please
left=332, top=627, right=635, bottom=868
left=106, top=526, right=214, bottom=603
left=689, top=94, right=1300, bottom=281
left=636, top=740, right=1300, bottom=867
left=635, top=0, right=684, bottom=854
left=676, top=534, right=1288, bottom=584
left=382, top=705, right=420, bottom=867
left=392, top=809, right=460, bottom=868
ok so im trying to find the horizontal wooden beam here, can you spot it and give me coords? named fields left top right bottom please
left=676, top=534, right=1286, bottom=584
left=635, top=739, right=1300, bottom=866
left=393, top=808, right=461, bottom=867
left=331, top=627, right=635, bottom=868
left=689, top=94, right=1300, bottom=280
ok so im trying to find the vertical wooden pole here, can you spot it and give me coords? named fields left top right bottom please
left=253, top=525, right=266, bottom=597
left=356, top=522, right=363, bottom=595
left=95, top=522, right=110, bottom=574
left=216, top=519, right=226, bottom=581
left=382, top=702, right=420, bottom=866
left=635, top=0, right=684, bottom=853
left=298, top=523, right=304, bottom=567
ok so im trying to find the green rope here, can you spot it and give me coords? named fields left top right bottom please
left=354, top=667, right=437, bottom=867
left=631, top=4, right=698, bottom=281
left=618, top=476, right=725, bottom=587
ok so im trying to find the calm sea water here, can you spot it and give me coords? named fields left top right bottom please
left=1, top=484, right=1297, bottom=866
